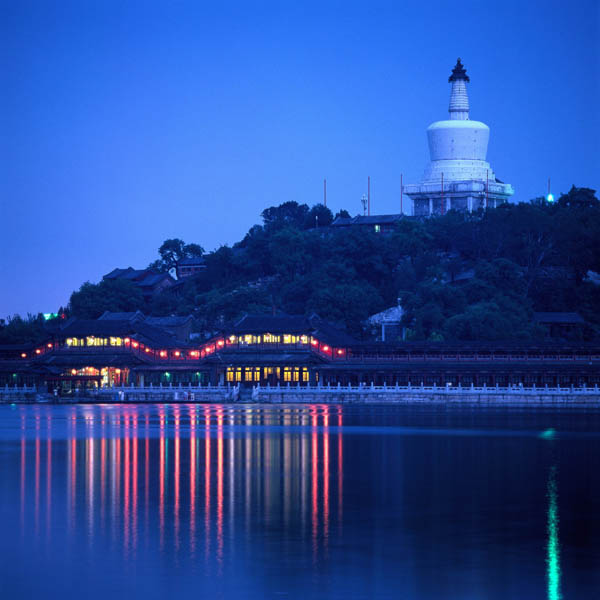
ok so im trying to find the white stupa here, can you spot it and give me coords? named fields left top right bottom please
left=404, top=59, right=513, bottom=216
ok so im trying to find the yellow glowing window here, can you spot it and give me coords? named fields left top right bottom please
left=283, top=335, right=291, bottom=344
left=300, top=335, right=308, bottom=344
left=226, top=368, right=234, bottom=382
left=283, top=368, right=292, bottom=382
left=302, top=369, right=309, bottom=382
left=253, top=368, right=260, bottom=382
left=235, top=368, right=242, bottom=382
left=293, top=368, right=300, bottom=382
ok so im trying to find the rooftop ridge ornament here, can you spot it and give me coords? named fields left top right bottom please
left=448, top=58, right=470, bottom=82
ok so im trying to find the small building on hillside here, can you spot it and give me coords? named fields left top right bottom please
left=368, top=303, right=405, bottom=341
left=176, top=256, right=206, bottom=280
left=331, top=214, right=403, bottom=234
left=103, top=267, right=175, bottom=300
left=533, top=312, right=585, bottom=339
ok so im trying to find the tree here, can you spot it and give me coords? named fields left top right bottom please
left=7, top=189, right=599, bottom=344
left=304, top=204, right=333, bottom=229
left=558, top=186, right=598, bottom=209
left=69, top=280, right=144, bottom=319
left=335, top=209, right=351, bottom=220
left=0, top=314, right=47, bottom=344
left=150, top=238, right=205, bottom=273
left=261, top=201, right=309, bottom=230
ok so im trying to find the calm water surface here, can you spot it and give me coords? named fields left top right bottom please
left=1, top=403, right=599, bottom=599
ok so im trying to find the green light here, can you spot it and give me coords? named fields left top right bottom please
left=547, top=466, right=562, bottom=600
left=164, top=372, right=170, bottom=378
left=546, top=193, right=555, bottom=203
left=43, top=312, right=58, bottom=321
left=539, top=428, right=556, bottom=440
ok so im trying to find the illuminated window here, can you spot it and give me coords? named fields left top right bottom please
left=244, top=368, right=254, bottom=381
left=253, top=368, right=260, bottom=382
left=110, top=337, right=123, bottom=346
left=302, top=368, right=309, bottom=382
left=283, top=367, right=292, bottom=382
left=374, top=224, right=381, bottom=233
left=293, top=368, right=300, bottom=382
left=226, top=368, right=234, bottom=382
left=235, top=368, right=242, bottom=382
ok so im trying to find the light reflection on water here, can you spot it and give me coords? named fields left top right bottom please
left=4, top=404, right=600, bottom=599
left=547, top=466, right=561, bottom=600
left=17, top=405, right=345, bottom=564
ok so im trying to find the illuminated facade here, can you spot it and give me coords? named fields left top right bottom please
left=1, top=313, right=600, bottom=392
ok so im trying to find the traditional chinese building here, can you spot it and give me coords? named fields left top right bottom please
left=1, top=313, right=599, bottom=393
left=331, top=214, right=404, bottom=234
left=103, top=267, right=175, bottom=299
left=176, top=256, right=206, bottom=279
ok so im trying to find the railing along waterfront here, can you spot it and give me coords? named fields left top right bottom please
left=250, top=382, right=600, bottom=394
left=2, top=382, right=599, bottom=404
left=3, top=382, right=600, bottom=394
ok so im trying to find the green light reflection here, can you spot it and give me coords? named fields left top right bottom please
left=546, top=465, right=562, bottom=600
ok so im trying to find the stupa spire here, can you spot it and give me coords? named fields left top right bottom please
left=448, top=58, right=470, bottom=120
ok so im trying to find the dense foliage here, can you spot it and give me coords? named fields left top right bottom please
left=2, top=186, right=599, bottom=344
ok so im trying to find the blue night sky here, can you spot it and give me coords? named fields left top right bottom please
left=1, top=0, right=598, bottom=317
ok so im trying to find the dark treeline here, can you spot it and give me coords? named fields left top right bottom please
left=2, top=187, right=599, bottom=344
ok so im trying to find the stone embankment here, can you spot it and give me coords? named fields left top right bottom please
left=2, top=383, right=600, bottom=407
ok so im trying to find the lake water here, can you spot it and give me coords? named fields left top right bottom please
left=1, top=403, right=599, bottom=599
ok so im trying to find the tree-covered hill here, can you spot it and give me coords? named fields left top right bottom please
left=2, top=187, right=599, bottom=344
